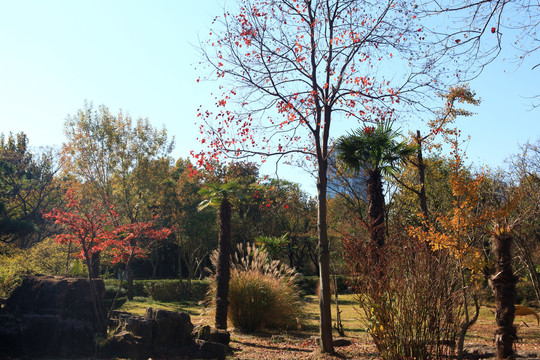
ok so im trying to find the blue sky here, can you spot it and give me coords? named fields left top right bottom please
left=1, top=1, right=538, bottom=195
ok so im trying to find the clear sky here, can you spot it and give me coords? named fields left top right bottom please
left=1, top=1, right=538, bottom=195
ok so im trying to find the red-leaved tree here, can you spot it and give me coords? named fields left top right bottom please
left=43, top=188, right=114, bottom=332
left=194, top=0, right=451, bottom=352
left=105, top=221, right=171, bottom=300
left=44, top=188, right=171, bottom=328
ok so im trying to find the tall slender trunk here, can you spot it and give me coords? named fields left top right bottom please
left=215, top=197, right=232, bottom=330
left=415, top=131, right=429, bottom=224
left=126, top=260, right=134, bottom=300
left=366, top=169, right=385, bottom=248
left=84, top=250, right=105, bottom=334
left=492, top=231, right=517, bottom=360
left=90, top=251, right=101, bottom=279
left=317, top=155, right=333, bottom=353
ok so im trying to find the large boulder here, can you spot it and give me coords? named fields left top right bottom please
left=6, top=275, right=105, bottom=325
left=0, top=275, right=105, bottom=358
left=106, top=308, right=227, bottom=359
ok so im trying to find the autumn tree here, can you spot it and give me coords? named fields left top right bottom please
left=61, top=103, right=174, bottom=287
left=62, top=102, right=174, bottom=222
left=394, top=85, right=481, bottom=226
left=195, top=0, right=449, bottom=351
left=43, top=188, right=114, bottom=332
left=408, top=133, right=498, bottom=358
left=105, top=221, right=171, bottom=300
left=419, top=0, right=540, bottom=80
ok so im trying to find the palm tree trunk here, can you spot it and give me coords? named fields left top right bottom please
left=366, top=169, right=385, bottom=248
left=215, top=197, right=232, bottom=330
left=492, top=231, right=517, bottom=360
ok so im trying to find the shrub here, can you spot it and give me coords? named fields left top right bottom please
left=206, top=243, right=305, bottom=332
left=345, top=235, right=467, bottom=360
left=103, top=278, right=209, bottom=302
left=0, top=250, right=31, bottom=298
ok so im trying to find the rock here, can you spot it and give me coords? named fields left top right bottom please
left=112, top=311, right=154, bottom=345
left=208, top=327, right=231, bottom=346
left=105, top=307, right=200, bottom=358
left=6, top=275, right=105, bottom=326
left=0, top=275, right=105, bottom=358
left=193, top=339, right=227, bottom=360
left=193, top=324, right=212, bottom=341
left=106, top=330, right=151, bottom=360
left=145, top=307, right=194, bottom=347
left=463, top=344, right=496, bottom=358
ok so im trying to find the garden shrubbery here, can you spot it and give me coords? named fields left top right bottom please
left=207, top=243, right=305, bottom=332
left=345, top=234, right=467, bottom=360
left=103, top=278, right=209, bottom=302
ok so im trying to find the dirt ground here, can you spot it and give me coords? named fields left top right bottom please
left=225, top=319, right=540, bottom=360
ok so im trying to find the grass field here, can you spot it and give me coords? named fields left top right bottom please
left=117, top=293, right=540, bottom=359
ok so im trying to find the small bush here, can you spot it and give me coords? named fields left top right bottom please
left=207, top=243, right=305, bottom=332
left=0, top=254, right=26, bottom=298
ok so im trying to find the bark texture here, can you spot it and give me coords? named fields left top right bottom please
left=215, top=197, right=232, bottom=330
left=317, top=157, right=333, bottom=353
left=366, top=169, right=385, bottom=248
left=492, top=232, right=517, bottom=360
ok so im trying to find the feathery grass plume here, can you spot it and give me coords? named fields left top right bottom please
left=206, top=243, right=305, bottom=332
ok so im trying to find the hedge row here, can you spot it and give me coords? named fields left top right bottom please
left=102, top=275, right=352, bottom=304
left=103, top=279, right=209, bottom=302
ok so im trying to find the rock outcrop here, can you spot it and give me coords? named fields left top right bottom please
left=0, top=275, right=228, bottom=359
left=0, top=275, right=105, bottom=358
left=106, top=309, right=227, bottom=360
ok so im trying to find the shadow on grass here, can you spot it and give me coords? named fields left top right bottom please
left=230, top=339, right=313, bottom=353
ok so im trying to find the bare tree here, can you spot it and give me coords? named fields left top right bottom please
left=195, top=0, right=453, bottom=352
left=418, top=0, right=540, bottom=81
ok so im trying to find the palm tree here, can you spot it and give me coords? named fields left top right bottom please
left=198, top=181, right=240, bottom=330
left=336, top=122, right=416, bottom=249
left=491, top=222, right=517, bottom=360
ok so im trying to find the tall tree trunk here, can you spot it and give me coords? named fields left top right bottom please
left=366, top=169, right=385, bottom=248
left=90, top=251, right=101, bottom=279
left=84, top=251, right=106, bottom=334
left=492, top=230, right=517, bottom=360
left=126, top=260, right=134, bottom=300
left=317, top=156, right=334, bottom=353
left=215, top=197, right=232, bottom=330
left=415, top=131, right=429, bottom=224
left=126, top=238, right=136, bottom=300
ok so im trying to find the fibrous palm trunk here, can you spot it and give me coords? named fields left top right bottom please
left=366, top=169, right=385, bottom=248
left=215, top=197, right=232, bottom=330
left=492, top=232, right=517, bottom=360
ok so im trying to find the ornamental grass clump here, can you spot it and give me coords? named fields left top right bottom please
left=207, top=243, right=305, bottom=332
